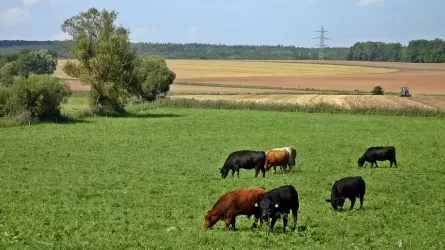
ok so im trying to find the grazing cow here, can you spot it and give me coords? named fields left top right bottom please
left=325, top=176, right=366, bottom=210
left=265, top=150, right=289, bottom=174
left=358, top=146, right=397, bottom=168
left=272, top=146, right=297, bottom=171
left=204, top=187, right=266, bottom=231
left=256, top=185, right=299, bottom=232
left=219, top=150, right=267, bottom=178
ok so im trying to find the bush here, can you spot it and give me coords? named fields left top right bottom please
left=372, top=85, right=384, bottom=95
left=0, top=86, right=9, bottom=117
left=3, top=74, right=71, bottom=122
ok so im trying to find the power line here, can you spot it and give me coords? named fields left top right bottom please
left=313, top=25, right=330, bottom=62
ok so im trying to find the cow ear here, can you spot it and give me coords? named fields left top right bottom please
left=325, top=199, right=331, bottom=203
left=254, top=202, right=258, bottom=207
left=274, top=203, right=279, bottom=208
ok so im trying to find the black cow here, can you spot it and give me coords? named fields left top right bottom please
left=256, top=185, right=299, bottom=232
left=325, top=176, right=366, bottom=210
left=358, top=146, right=397, bottom=168
left=219, top=150, right=267, bottom=179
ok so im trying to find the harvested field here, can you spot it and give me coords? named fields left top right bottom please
left=55, top=59, right=445, bottom=95
left=170, top=94, right=445, bottom=111
left=166, top=60, right=396, bottom=78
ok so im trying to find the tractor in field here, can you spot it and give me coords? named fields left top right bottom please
left=400, top=86, right=411, bottom=97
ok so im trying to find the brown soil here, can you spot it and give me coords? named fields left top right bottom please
left=176, top=70, right=445, bottom=95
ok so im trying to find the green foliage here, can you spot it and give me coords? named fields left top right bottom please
left=61, top=8, right=176, bottom=114
left=0, top=85, right=9, bottom=117
left=136, top=56, right=176, bottom=101
left=2, top=74, right=71, bottom=123
left=347, top=41, right=402, bottom=62
left=371, top=86, right=384, bottom=95
left=1, top=40, right=351, bottom=60
left=61, top=60, right=81, bottom=78
left=15, top=49, right=57, bottom=78
left=348, top=39, right=445, bottom=63
left=0, top=62, right=18, bottom=86
left=1, top=107, right=445, bottom=248
left=61, top=8, right=139, bottom=113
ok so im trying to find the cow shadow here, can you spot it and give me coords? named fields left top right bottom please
left=251, top=225, right=307, bottom=234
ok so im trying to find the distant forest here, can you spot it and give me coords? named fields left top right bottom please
left=0, top=40, right=348, bottom=60
left=1, top=39, right=444, bottom=62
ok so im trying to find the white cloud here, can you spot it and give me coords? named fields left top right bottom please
left=188, top=26, right=201, bottom=33
left=0, top=7, right=29, bottom=26
left=22, top=0, right=48, bottom=6
left=358, top=0, right=384, bottom=6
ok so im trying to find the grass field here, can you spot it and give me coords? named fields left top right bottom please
left=1, top=94, right=445, bottom=249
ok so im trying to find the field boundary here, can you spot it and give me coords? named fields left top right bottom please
left=148, top=97, right=445, bottom=118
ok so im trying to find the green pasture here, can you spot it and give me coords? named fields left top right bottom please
left=1, top=94, right=444, bottom=249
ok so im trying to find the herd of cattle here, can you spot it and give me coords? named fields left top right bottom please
left=205, top=146, right=398, bottom=232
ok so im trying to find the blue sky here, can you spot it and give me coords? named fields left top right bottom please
left=0, top=0, right=444, bottom=47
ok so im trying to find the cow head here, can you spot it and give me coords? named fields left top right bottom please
left=204, top=211, right=217, bottom=229
left=357, top=157, right=365, bottom=167
left=219, top=168, right=229, bottom=179
left=325, top=197, right=345, bottom=210
left=259, top=199, right=280, bottom=221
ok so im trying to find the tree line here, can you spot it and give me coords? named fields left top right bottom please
left=0, top=40, right=349, bottom=60
left=2, top=39, right=444, bottom=62
left=347, top=39, right=445, bottom=63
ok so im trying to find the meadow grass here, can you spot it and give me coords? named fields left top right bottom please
left=1, top=96, right=445, bottom=249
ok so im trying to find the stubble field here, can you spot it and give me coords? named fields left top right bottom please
left=56, top=59, right=445, bottom=111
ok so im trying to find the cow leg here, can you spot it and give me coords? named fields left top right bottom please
left=237, top=169, right=240, bottom=178
left=374, top=161, right=379, bottom=168
left=231, top=169, right=235, bottom=177
left=269, top=217, right=278, bottom=232
left=224, top=214, right=237, bottom=231
left=261, top=168, right=266, bottom=178
left=349, top=197, right=356, bottom=210
left=254, top=168, right=260, bottom=178
left=231, top=217, right=237, bottom=231
left=359, top=194, right=364, bottom=209
left=282, top=213, right=288, bottom=232
left=292, top=210, right=298, bottom=232
left=273, top=165, right=277, bottom=174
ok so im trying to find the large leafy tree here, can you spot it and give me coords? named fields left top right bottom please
left=16, top=49, right=58, bottom=78
left=61, top=8, right=175, bottom=113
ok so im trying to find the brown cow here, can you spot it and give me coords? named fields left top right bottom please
left=204, top=187, right=266, bottom=231
left=265, top=149, right=289, bottom=173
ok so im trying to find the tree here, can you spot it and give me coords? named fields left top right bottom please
left=16, top=49, right=57, bottom=78
left=0, top=62, right=18, bottom=86
left=61, top=8, right=175, bottom=114
left=135, top=56, right=176, bottom=101
left=372, top=86, right=384, bottom=95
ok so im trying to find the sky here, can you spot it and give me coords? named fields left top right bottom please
left=0, top=0, right=444, bottom=47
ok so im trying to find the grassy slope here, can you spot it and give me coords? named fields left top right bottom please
left=1, top=100, right=445, bottom=248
